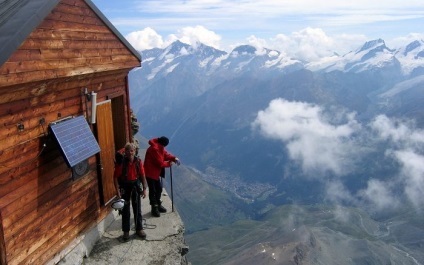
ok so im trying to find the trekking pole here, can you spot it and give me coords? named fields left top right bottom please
left=170, top=165, right=174, bottom=212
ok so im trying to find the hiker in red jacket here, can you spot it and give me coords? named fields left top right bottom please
left=144, top=136, right=180, bottom=217
left=114, top=142, right=148, bottom=241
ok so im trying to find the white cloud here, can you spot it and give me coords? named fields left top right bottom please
left=276, top=28, right=335, bottom=61
left=126, top=26, right=222, bottom=51
left=358, top=179, right=400, bottom=211
left=326, top=181, right=355, bottom=205
left=388, top=33, right=424, bottom=48
left=270, top=28, right=367, bottom=61
left=124, top=25, right=420, bottom=63
left=370, top=115, right=424, bottom=210
left=394, top=150, right=424, bottom=209
left=226, top=27, right=366, bottom=60
left=252, top=98, right=361, bottom=176
left=371, top=115, right=424, bottom=146
left=253, top=101, right=424, bottom=211
left=125, top=27, right=164, bottom=50
left=245, top=35, right=268, bottom=56
left=166, top=26, right=222, bottom=49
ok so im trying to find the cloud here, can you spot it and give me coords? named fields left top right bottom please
left=358, top=179, right=400, bottom=211
left=394, top=150, right=424, bottom=209
left=368, top=115, right=424, bottom=210
left=389, top=33, right=424, bottom=48
left=326, top=181, right=356, bottom=205
left=253, top=100, right=424, bottom=211
left=270, top=28, right=367, bottom=61
left=245, top=35, right=268, bottom=56
left=126, top=26, right=222, bottom=51
left=125, top=27, right=165, bottom=50
left=125, top=26, right=368, bottom=63
left=252, top=98, right=361, bottom=176
left=168, top=26, right=222, bottom=49
left=371, top=115, right=424, bottom=145
left=271, top=28, right=335, bottom=61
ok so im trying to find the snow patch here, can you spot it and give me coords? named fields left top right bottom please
left=166, top=63, right=180, bottom=73
left=380, top=75, right=424, bottom=98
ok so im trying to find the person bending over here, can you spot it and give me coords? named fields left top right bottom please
left=144, top=136, right=180, bottom=217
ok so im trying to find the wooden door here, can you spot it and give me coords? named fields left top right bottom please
left=111, top=96, right=127, bottom=151
left=96, top=100, right=116, bottom=205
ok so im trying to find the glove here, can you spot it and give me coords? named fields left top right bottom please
left=175, top=158, right=181, bottom=166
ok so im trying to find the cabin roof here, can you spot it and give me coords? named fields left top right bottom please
left=0, top=0, right=141, bottom=67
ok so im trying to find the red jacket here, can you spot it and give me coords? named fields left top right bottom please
left=113, top=157, right=145, bottom=181
left=144, top=138, right=177, bottom=180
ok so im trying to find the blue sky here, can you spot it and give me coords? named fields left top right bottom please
left=91, top=0, right=424, bottom=60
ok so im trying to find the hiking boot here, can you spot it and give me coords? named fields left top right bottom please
left=136, top=230, right=146, bottom=239
left=151, top=206, right=160, bottom=217
left=158, top=205, right=167, bottom=213
left=123, top=231, right=130, bottom=241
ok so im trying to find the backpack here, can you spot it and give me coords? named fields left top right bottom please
left=115, top=148, right=125, bottom=165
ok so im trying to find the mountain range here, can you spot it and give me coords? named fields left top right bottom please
left=130, top=38, right=424, bottom=129
left=130, top=38, right=424, bottom=264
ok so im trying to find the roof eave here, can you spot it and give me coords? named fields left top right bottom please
left=0, top=0, right=61, bottom=67
left=0, top=0, right=142, bottom=68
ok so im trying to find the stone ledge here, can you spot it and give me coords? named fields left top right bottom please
left=56, top=190, right=189, bottom=265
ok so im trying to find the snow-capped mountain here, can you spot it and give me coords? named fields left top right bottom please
left=138, top=40, right=227, bottom=81
left=395, top=39, right=424, bottom=76
left=131, top=40, right=303, bottom=90
left=134, top=38, right=422, bottom=83
left=129, top=38, right=424, bottom=125
left=313, top=39, right=400, bottom=73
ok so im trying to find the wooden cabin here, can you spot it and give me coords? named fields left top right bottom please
left=0, top=0, right=141, bottom=264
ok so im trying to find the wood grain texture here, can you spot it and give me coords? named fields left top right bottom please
left=0, top=0, right=140, bottom=87
left=0, top=0, right=139, bottom=263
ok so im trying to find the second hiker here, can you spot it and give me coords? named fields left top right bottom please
left=144, top=136, right=180, bottom=217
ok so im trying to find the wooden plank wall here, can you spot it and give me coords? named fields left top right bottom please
left=0, top=71, right=130, bottom=265
left=0, top=0, right=141, bottom=264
